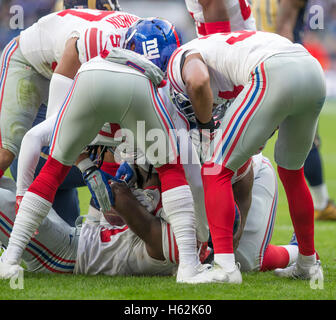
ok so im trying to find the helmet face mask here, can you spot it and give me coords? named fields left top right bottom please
left=124, top=18, right=181, bottom=73
left=64, top=0, right=121, bottom=11
left=170, top=84, right=229, bottom=124
left=170, top=87, right=196, bottom=123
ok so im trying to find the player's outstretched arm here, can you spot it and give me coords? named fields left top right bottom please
left=108, top=182, right=165, bottom=261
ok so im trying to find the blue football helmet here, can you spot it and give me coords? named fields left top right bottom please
left=64, top=0, right=121, bottom=11
left=124, top=18, right=181, bottom=72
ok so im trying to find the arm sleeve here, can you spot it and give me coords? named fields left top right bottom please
left=45, top=73, right=74, bottom=119
left=16, top=115, right=57, bottom=196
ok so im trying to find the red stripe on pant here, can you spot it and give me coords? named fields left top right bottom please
left=0, top=211, right=76, bottom=267
left=223, top=63, right=267, bottom=166
left=49, top=75, right=79, bottom=155
left=210, top=72, right=256, bottom=163
left=0, top=40, right=19, bottom=148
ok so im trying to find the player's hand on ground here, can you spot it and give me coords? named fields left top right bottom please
left=83, top=167, right=115, bottom=212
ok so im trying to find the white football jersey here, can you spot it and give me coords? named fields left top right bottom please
left=168, top=31, right=308, bottom=105
left=185, top=0, right=256, bottom=35
left=74, top=218, right=177, bottom=276
left=19, top=9, right=139, bottom=79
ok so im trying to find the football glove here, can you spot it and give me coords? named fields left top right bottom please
left=114, top=161, right=136, bottom=185
left=132, top=188, right=161, bottom=214
left=192, top=117, right=221, bottom=162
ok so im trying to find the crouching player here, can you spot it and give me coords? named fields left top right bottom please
left=165, top=80, right=298, bottom=274
left=168, top=30, right=325, bottom=283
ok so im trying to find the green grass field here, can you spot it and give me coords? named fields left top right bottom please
left=0, top=101, right=335, bottom=301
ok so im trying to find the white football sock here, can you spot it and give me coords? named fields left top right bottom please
left=180, top=134, right=209, bottom=243
left=280, top=245, right=299, bottom=266
left=310, top=183, right=329, bottom=211
left=4, top=192, right=51, bottom=265
left=214, top=253, right=236, bottom=272
left=297, top=252, right=317, bottom=268
left=161, top=185, right=199, bottom=267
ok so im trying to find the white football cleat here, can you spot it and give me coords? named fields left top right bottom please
left=183, top=263, right=242, bottom=284
left=274, top=260, right=323, bottom=281
left=0, top=257, right=23, bottom=280
left=176, top=263, right=212, bottom=283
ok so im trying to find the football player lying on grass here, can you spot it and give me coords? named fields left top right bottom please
left=0, top=150, right=299, bottom=278
left=0, top=160, right=212, bottom=277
